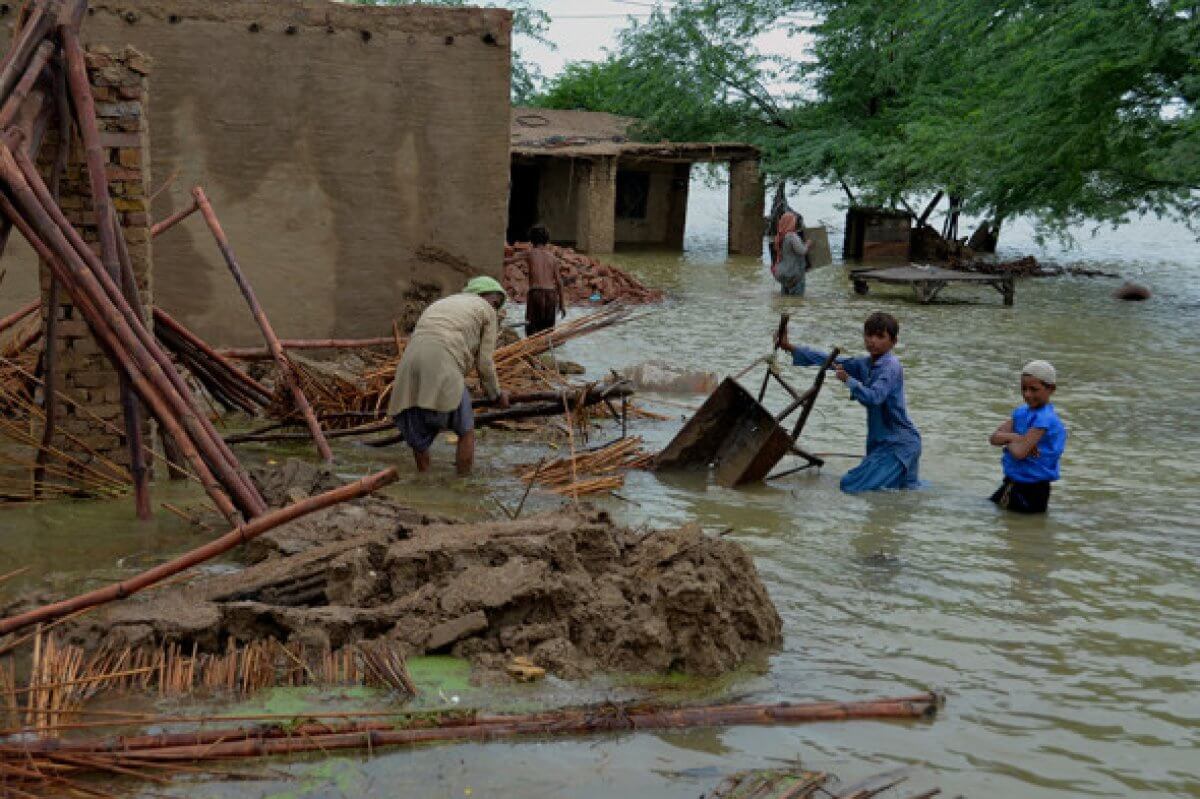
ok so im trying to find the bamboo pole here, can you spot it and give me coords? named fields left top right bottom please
left=7, top=145, right=265, bottom=519
left=0, top=39, right=53, bottom=130
left=32, top=52, right=70, bottom=496
left=22, top=694, right=938, bottom=765
left=148, top=197, right=197, bottom=239
left=0, top=3, right=52, bottom=103
left=0, top=467, right=396, bottom=636
left=27, top=157, right=265, bottom=511
left=151, top=307, right=271, bottom=403
left=0, top=299, right=37, bottom=335
left=0, top=165, right=241, bottom=523
left=62, top=28, right=152, bottom=520
left=215, top=337, right=399, bottom=360
left=191, top=186, right=333, bottom=463
left=2, top=694, right=937, bottom=757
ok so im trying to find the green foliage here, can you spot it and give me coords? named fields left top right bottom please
left=342, top=0, right=551, bottom=103
left=534, top=0, right=1200, bottom=233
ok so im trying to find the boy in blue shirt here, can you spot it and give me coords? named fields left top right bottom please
left=777, top=312, right=922, bottom=493
left=988, top=360, right=1067, bottom=513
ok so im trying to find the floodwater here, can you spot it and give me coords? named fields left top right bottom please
left=2, top=179, right=1199, bottom=798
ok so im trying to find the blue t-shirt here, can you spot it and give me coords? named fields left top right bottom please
left=1001, top=403, right=1067, bottom=483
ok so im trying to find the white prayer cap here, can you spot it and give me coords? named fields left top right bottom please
left=1022, top=360, right=1057, bottom=386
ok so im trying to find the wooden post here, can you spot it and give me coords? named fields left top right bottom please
left=33, top=56, right=70, bottom=496
left=191, top=187, right=334, bottom=463
left=63, top=29, right=151, bottom=520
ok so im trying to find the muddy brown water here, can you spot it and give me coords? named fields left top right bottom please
left=2, top=182, right=1198, bottom=798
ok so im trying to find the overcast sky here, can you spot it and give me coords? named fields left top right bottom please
left=519, top=0, right=806, bottom=80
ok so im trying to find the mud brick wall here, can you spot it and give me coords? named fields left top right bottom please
left=38, top=46, right=152, bottom=473
left=3, top=0, right=514, bottom=345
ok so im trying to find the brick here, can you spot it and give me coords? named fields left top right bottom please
left=126, top=52, right=151, bottom=75
left=98, top=131, right=141, bottom=149
left=117, top=148, right=142, bottom=168
left=123, top=211, right=150, bottom=227
left=104, top=164, right=141, bottom=182
left=94, top=101, right=141, bottom=118
left=70, top=372, right=110, bottom=390
left=56, top=319, right=90, bottom=339
left=91, top=85, right=114, bottom=102
left=121, top=226, right=150, bottom=243
left=117, top=85, right=142, bottom=101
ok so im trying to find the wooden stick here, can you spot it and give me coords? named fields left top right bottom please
left=191, top=186, right=333, bottom=463
left=56, top=695, right=939, bottom=764
left=151, top=306, right=270, bottom=402
left=0, top=39, right=53, bottom=130
left=0, top=166, right=241, bottom=523
left=0, top=468, right=397, bottom=636
left=32, top=52, right=70, bottom=497
left=0, top=299, right=38, bottom=335
left=149, top=198, right=197, bottom=239
left=7, top=145, right=265, bottom=518
left=214, top=336, right=399, bottom=359
left=62, top=30, right=152, bottom=519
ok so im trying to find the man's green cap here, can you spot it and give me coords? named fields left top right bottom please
left=464, top=276, right=506, bottom=304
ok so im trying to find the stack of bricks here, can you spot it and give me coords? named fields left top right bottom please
left=37, top=45, right=153, bottom=475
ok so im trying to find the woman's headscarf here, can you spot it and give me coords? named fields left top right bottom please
left=772, top=212, right=799, bottom=273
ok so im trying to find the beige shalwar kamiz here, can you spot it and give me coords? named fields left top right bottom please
left=387, top=293, right=502, bottom=416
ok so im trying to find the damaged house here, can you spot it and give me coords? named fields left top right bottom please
left=508, top=108, right=764, bottom=256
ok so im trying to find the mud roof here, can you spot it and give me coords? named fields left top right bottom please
left=511, top=107, right=758, bottom=162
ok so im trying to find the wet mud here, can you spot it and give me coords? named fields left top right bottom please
left=60, top=463, right=782, bottom=681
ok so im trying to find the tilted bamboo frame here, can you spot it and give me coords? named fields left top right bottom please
left=0, top=0, right=269, bottom=522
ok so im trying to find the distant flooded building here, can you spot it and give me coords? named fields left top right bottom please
left=509, top=108, right=764, bottom=255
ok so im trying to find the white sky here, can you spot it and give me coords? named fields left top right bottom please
left=519, top=0, right=808, bottom=80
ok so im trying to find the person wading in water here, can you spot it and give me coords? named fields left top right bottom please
left=387, top=277, right=511, bottom=475
left=524, top=224, right=567, bottom=336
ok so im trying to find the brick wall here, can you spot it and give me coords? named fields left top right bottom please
left=39, top=46, right=152, bottom=473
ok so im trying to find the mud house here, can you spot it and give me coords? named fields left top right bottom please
left=509, top=108, right=764, bottom=256
left=0, top=0, right=513, bottom=344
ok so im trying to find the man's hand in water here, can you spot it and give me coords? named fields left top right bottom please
left=834, top=364, right=849, bottom=383
left=496, top=390, right=511, bottom=410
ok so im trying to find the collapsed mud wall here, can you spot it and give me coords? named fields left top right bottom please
left=57, top=464, right=783, bottom=680
left=1, top=0, right=512, bottom=344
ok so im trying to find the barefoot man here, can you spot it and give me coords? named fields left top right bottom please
left=388, top=277, right=511, bottom=475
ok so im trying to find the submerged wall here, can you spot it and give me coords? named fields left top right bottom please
left=2, top=0, right=513, bottom=344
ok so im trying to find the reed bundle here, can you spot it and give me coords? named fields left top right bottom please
left=517, top=436, right=652, bottom=496
left=0, top=634, right=417, bottom=741
left=258, top=305, right=634, bottom=432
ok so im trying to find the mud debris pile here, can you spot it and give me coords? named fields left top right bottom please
left=67, top=468, right=781, bottom=681
left=504, top=243, right=664, bottom=306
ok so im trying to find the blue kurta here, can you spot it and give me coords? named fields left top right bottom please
left=792, top=346, right=923, bottom=492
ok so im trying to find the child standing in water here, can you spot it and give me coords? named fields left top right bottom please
left=989, top=360, right=1067, bottom=513
left=778, top=312, right=922, bottom=493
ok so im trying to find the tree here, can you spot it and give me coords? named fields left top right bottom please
left=345, top=0, right=551, bottom=103
left=534, top=0, right=1200, bottom=237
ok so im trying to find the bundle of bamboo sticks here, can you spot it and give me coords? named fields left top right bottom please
left=0, top=632, right=417, bottom=740
left=516, top=436, right=653, bottom=496
left=152, top=306, right=272, bottom=415
left=0, top=0, right=267, bottom=522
